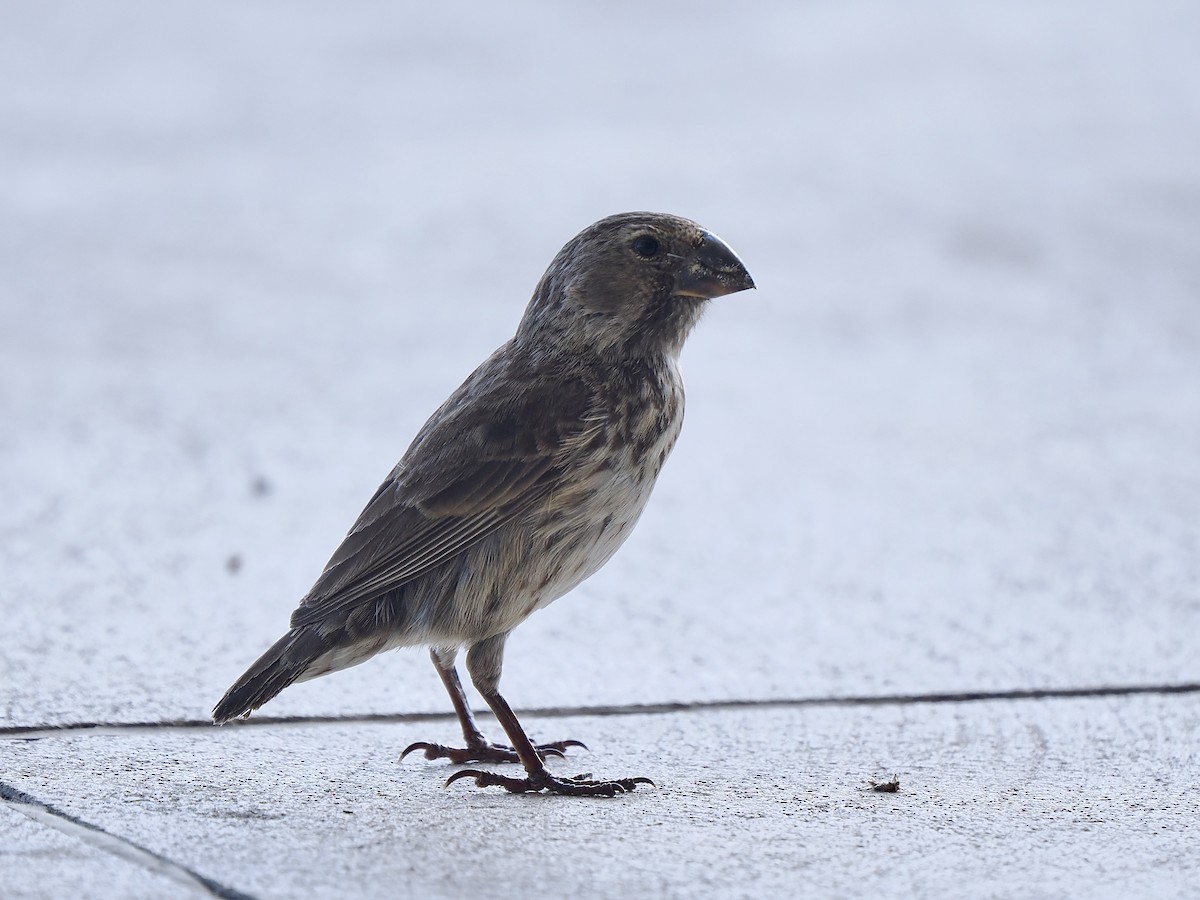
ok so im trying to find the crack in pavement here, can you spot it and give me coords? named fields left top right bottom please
left=1, top=681, right=1195, bottom=895
left=3, top=680, right=1198, bottom=740
left=0, top=781, right=257, bottom=900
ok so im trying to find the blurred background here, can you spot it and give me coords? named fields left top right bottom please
left=2, top=0, right=1198, bottom=728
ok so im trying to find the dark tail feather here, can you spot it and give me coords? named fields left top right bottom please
left=212, top=627, right=330, bottom=724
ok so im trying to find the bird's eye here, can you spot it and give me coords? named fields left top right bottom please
left=631, top=235, right=660, bottom=258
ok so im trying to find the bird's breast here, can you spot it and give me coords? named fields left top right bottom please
left=516, top=360, right=686, bottom=614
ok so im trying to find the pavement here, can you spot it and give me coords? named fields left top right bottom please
left=2, top=1, right=1199, bottom=898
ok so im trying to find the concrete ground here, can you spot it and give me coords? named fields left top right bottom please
left=2, top=1, right=1198, bottom=898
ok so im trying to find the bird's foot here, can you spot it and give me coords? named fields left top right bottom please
left=401, top=738, right=586, bottom=765
left=444, top=768, right=654, bottom=797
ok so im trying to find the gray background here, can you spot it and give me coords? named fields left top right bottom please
left=3, top=1, right=1198, bottom=898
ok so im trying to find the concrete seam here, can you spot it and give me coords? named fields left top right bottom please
left=3, top=680, right=1197, bottom=739
left=0, top=781, right=257, bottom=900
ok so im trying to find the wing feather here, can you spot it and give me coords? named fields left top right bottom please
left=289, top=355, right=599, bottom=628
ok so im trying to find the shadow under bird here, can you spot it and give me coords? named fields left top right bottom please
left=213, top=211, right=754, bottom=796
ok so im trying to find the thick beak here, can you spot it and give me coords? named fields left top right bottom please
left=674, top=231, right=755, bottom=299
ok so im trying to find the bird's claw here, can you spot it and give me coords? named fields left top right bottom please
left=531, top=739, right=588, bottom=759
left=444, top=768, right=654, bottom=797
left=401, top=741, right=462, bottom=762
left=400, top=738, right=585, bottom=765
left=549, top=739, right=589, bottom=753
left=400, top=740, right=514, bottom=764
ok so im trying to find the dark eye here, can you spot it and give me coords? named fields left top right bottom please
left=631, top=235, right=660, bottom=258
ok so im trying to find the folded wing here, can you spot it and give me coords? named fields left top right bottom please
left=290, top=360, right=600, bottom=628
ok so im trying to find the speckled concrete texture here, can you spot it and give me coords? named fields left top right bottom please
left=2, top=1, right=1198, bottom=897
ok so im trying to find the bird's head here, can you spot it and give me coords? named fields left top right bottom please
left=516, top=212, right=754, bottom=359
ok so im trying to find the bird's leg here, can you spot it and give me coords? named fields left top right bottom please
left=401, top=646, right=584, bottom=765
left=444, top=635, right=653, bottom=796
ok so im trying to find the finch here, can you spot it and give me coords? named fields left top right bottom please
left=213, top=211, right=754, bottom=796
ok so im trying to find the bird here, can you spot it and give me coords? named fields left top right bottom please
left=212, top=211, right=754, bottom=796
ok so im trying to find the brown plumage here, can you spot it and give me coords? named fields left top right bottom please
left=213, top=211, right=754, bottom=796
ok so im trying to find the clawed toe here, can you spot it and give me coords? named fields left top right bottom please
left=538, top=739, right=588, bottom=755
left=400, top=737, right=586, bottom=765
left=444, top=768, right=654, bottom=797
left=400, top=740, right=520, bottom=765
left=401, top=741, right=460, bottom=762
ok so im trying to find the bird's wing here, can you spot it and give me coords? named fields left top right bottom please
left=289, top=360, right=602, bottom=628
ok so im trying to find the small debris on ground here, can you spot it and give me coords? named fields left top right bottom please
left=869, top=775, right=901, bottom=793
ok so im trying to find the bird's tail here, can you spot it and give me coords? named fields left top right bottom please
left=212, top=627, right=330, bottom=724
